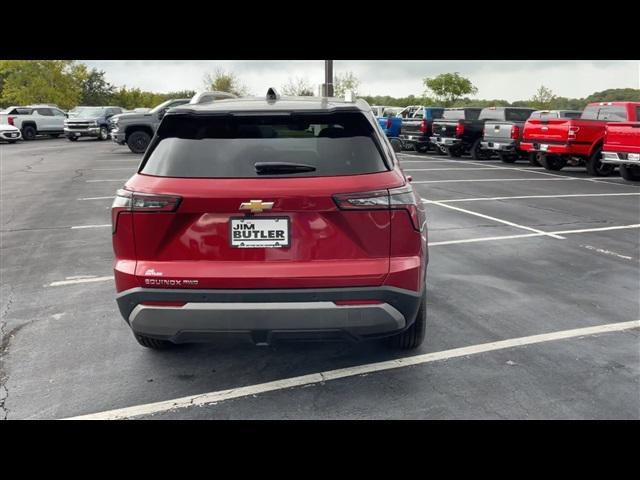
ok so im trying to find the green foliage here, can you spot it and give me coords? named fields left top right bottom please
left=281, top=77, right=314, bottom=96
left=529, top=85, right=557, bottom=110
left=109, top=86, right=167, bottom=110
left=584, top=88, right=640, bottom=103
left=334, top=71, right=361, bottom=97
left=203, top=68, right=248, bottom=96
left=77, top=66, right=116, bottom=106
left=423, top=72, right=478, bottom=106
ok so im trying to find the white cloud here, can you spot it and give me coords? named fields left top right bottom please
left=83, top=60, right=639, bottom=101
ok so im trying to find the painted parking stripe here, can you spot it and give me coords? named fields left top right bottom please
left=412, top=178, right=573, bottom=184
left=78, top=196, right=115, bottom=201
left=428, top=224, right=640, bottom=246
left=64, top=320, right=640, bottom=420
left=404, top=167, right=499, bottom=172
left=47, top=276, right=114, bottom=287
left=424, top=200, right=565, bottom=239
left=85, top=179, right=128, bottom=183
left=70, top=224, right=111, bottom=229
left=427, top=193, right=640, bottom=203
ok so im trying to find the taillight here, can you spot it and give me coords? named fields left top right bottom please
left=386, top=117, right=392, bottom=129
left=511, top=125, right=520, bottom=139
left=111, top=189, right=181, bottom=233
left=8, top=116, right=15, bottom=126
left=455, top=122, right=465, bottom=137
left=334, top=300, right=383, bottom=306
left=568, top=126, right=580, bottom=140
left=333, top=185, right=426, bottom=232
left=419, top=119, right=427, bottom=134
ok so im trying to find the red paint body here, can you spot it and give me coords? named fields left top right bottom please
left=521, top=102, right=640, bottom=157
left=112, top=167, right=427, bottom=295
left=604, top=122, right=640, bottom=155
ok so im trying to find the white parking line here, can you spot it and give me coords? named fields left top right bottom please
left=47, top=276, right=114, bottom=287
left=424, top=200, right=565, bottom=239
left=78, top=196, right=115, bottom=201
left=90, top=168, right=135, bottom=171
left=70, top=224, right=111, bottom=229
left=412, top=178, right=573, bottom=184
left=64, top=320, right=640, bottom=420
left=85, top=179, right=128, bottom=183
left=429, top=193, right=640, bottom=203
left=428, top=224, right=640, bottom=246
left=404, top=167, right=498, bottom=172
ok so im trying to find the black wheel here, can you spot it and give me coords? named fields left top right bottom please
left=49, top=133, right=61, bottom=138
left=585, top=148, right=614, bottom=177
left=22, top=125, right=37, bottom=140
left=540, top=154, right=567, bottom=171
left=528, top=152, right=541, bottom=167
left=619, top=165, right=640, bottom=181
left=67, top=136, right=78, bottom=142
left=134, top=333, right=174, bottom=350
left=498, top=152, right=517, bottom=163
left=471, top=138, right=492, bottom=160
left=416, top=144, right=428, bottom=153
left=97, top=126, right=109, bottom=141
left=387, top=296, right=426, bottom=350
left=389, top=138, right=403, bottom=153
left=446, top=146, right=463, bottom=158
left=127, top=130, right=151, bottom=154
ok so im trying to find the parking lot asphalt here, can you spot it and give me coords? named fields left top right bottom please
left=1, top=138, right=639, bottom=420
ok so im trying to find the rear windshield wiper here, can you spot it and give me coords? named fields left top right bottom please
left=254, top=162, right=317, bottom=174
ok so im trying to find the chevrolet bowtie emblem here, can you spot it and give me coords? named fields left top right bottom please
left=239, top=200, right=274, bottom=214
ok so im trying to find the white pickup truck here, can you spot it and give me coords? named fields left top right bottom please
left=0, top=105, right=67, bottom=140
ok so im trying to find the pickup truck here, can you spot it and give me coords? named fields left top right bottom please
left=64, top=106, right=124, bottom=141
left=520, top=102, right=640, bottom=176
left=480, top=108, right=535, bottom=163
left=399, top=106, right=445, bottom=153
left=430, top=107, right=490, bottom=158
left=602, top=121, right=640, bottom=181
left=372, top=106, right=403, bottom=138
left=0, top=105, right=67, bottom=140
left=110, top=98, right=191, bottom=153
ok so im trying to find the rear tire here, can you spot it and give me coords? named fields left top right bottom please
left=471, top=138, right=491, bottom=160
left=434, top=144, right=447, bottom=155
left=22, top=125, right=37, bottom=140
left=540, top=154, right=566, bottom=171
left=387, top=296, right=426, bottom=350
left=498, top=152, right=517, bottom=163
left=97, top=126, right=109, bottom=141
left=416, top=144, right=428, bottom=153
left=446, top=146, right=463, bottom=158
left=585, top=148, right=614, bottom=177
left=134, top=333, right=174, bottom=350
left=127, top=130, right=151, bottom=154
left=619, top=165, right=640, bottom=181
left=528, top=152, right=541, bottom=167
left=67, top=136, right=78, bottom=142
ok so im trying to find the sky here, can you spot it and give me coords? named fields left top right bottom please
left=82, top=60, right=640, bottom=101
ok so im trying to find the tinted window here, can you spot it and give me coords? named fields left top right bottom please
left=505, top=109, right=534, bottom=121
left=479, top=108, right=505, bottom=121
left=598, top=106, right=627, bottom=121
left=52, top=109, right=66, bottom=117
left=142, top=112, right=389, bottom=178
left=581, top=106, right=599, bottom=120
left=563, top=111, right=582, bottom=119
left=429, top=109, right=445, bottom=120
left=36, top=108, right=54, bottom=116
left=636, top=106, right=640, bottom=121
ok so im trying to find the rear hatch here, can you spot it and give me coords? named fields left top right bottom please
left=431, top=120, right=459, bottom=138
left=605, top=122, right=640, bottom=154
left=484, top=122, right=517, bottom=143
left=122, top=110, right=406, bottom=289
left=522, top=119, right=571, bottom=143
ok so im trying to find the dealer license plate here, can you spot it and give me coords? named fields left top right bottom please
left=230, top=217, right=290, bottom=248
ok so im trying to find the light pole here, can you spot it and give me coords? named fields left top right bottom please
left=324, top=60, right=334, bottom=97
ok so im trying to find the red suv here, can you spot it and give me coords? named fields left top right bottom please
left=112, top=91, right=428, bottom=350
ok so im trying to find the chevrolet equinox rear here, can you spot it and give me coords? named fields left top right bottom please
left=112, top=91, right=428, bottom=350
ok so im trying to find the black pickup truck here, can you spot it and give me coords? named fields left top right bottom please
left=480, top=108, right=535, bottom=163
left=431, top=107, right=535, bottom=160
left=399, top=106, right=445, bottom=153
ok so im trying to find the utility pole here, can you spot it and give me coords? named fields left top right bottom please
left=323, top=60, right=334, bottom=97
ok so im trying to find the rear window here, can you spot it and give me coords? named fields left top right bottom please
left=141, top=112, right=389, bottom=178
left=443, top=109, right=474, bottom=120
left=581, top=105, right=628, bottom=121
left=563, top=111, right=582, bottom=119
left=505, top=109, right=534, bottom=121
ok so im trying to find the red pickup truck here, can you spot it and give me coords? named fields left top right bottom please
left=521, top=102, right=640, bottom=176
left=602, top=122, right=640, bottom=181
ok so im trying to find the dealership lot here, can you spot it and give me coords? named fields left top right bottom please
left=0, top=138, right=638, bottom=420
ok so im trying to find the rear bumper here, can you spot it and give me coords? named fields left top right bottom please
left=0, top=131, right=21, bottom=141
left=116, top=286, right=424, bottom=344
left=521, top=141, right=574, bottom=155
left=602, top=151, right=640, bottom=166
left=430, top=136, right=460, bottom=147
left=481, top=139, right=518, bottom=151
left=65, top=127, right=100, bottom=138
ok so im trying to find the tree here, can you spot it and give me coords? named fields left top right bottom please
left=530, top=85, right=557, bottom=109
left=0, top=60, right=83, bottom=109
left=423, top=72, right=478, bottom=107
left=203, top=68, right=248, bottom=97
left=281, top=77, right=314, bottom=96
left=334, top=71, right=361, bottom=97
left=77, top=66, right=115, bottom=105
